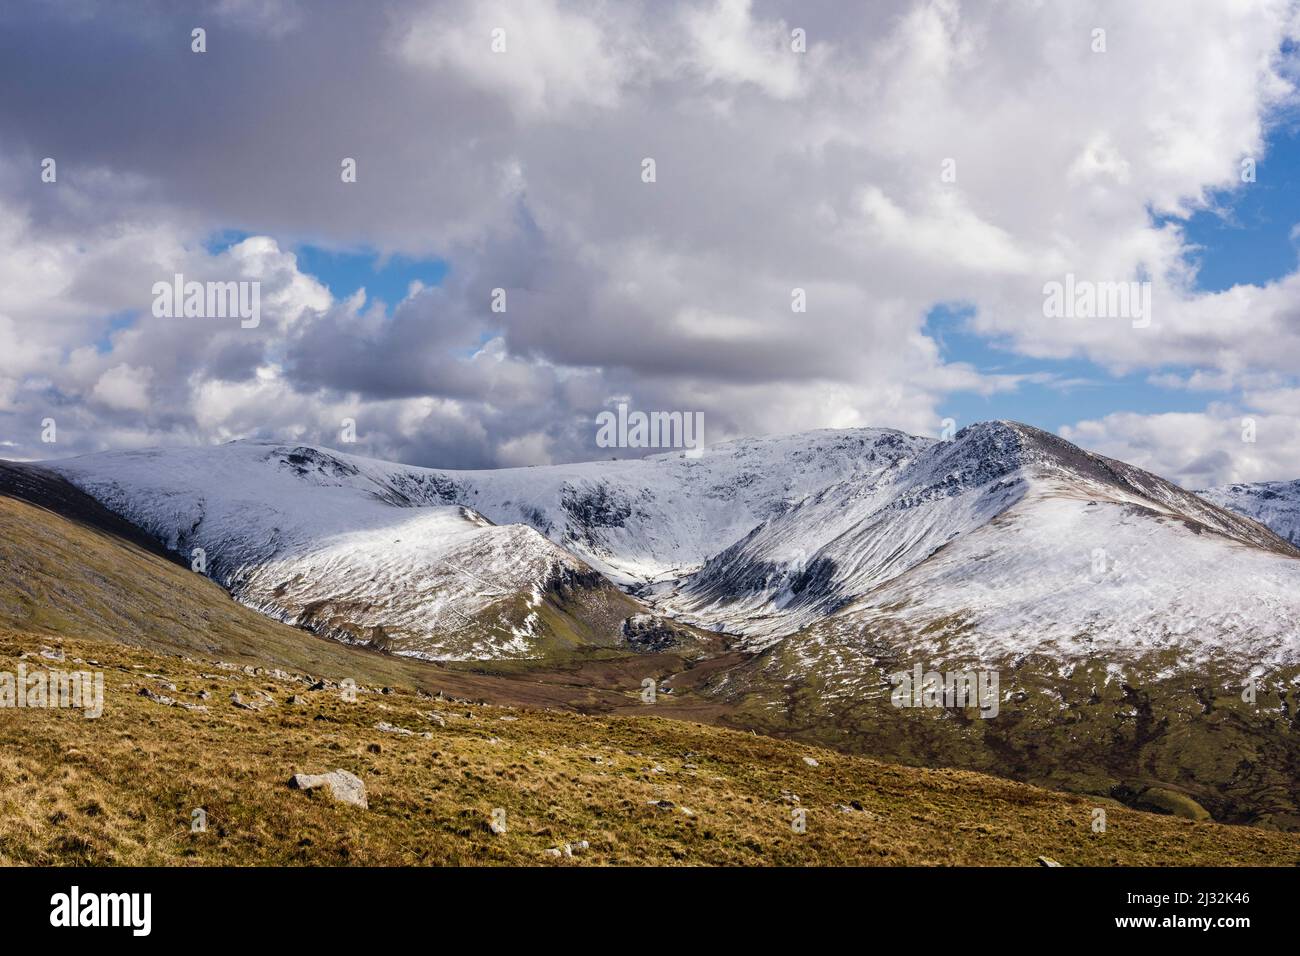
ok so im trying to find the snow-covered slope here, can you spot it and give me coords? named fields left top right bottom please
left=786, top=483, right=1300, bottom=675
left=1200, top=479, right=1300, bottom=548
left=47, top=422, right=1299, bottom=667
left=671, top=424, right=1030, bottom=636
left=48, top=432, right=929, bottom=660
left=667, top=421, right=1300, bottom=645
left=49, top=444, right=638, bottom=660
left=53, top=427, right=927, bottom=583
left=381, top=427, right=934, bottom=585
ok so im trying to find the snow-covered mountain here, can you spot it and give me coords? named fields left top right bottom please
left=49, top=444, right=640, bottom=660
left=53, top=427, right=924, bottom=571
left=371, top=427, right=933, bottom=586
left=46, top=421, right=1300, bottom=667
left=672, top=422, right=1300, bottom=650
left=1200, top=479, right=1300, bottom=548
left=47, top=430, right=921, bottom=659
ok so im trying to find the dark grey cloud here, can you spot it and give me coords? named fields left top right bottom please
left=0, top=0, right=1296, bottom=476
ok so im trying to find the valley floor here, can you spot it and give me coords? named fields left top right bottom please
left=2, top=629, right=1297, bottom=866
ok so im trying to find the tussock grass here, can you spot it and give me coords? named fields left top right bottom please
left=1, top=631, right=1297, bottom=867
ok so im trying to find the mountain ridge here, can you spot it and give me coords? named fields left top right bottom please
left=667, top=421, right=1300, bottom=644
left=43, top=420, right=1300, bottom=664
left=1200, top=478, right=1300, bottom=548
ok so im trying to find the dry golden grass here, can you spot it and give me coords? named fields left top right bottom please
left=2, top=631, right=1298, bottom=867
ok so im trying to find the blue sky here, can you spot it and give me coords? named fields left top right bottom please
left=292, top=246, right=448, bottom=312
left=1168, top=122, right=1300, bottom=292
left=205, top=229, right=448, bottom=314
left=937, top=121, right=1300, bottom=434
left=928, top=305, right=1214, bottom=431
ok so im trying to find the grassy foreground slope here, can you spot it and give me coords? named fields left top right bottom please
left=3, top=630, right=1299, bottom=866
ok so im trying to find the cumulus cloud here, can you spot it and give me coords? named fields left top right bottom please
left=0, top=0, right=1296, bottom=477
left=1061, top=404, right=1300, bottom=487
left=396, top=0, right=635, bottom=118
left=91, top=363, right=152, bottom=411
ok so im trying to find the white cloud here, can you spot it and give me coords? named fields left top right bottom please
left=91, top=363, right=152, bottom=412
left=1061, top=406, right=1300, bottom=487
left=396, top=0, right=634, bottom=118
left=682, top=0, right=807, bottom=100
left=496, top=431, right=554, bottom=467
left=0, top=0, right=1298, bottom=476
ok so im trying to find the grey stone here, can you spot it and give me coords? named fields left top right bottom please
left=288, top=769, right=368, bottom=808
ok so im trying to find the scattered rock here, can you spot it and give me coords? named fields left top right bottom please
left=802, top=756, right=819, bottom=767
left=648, top=799, right=676, bottom=810
left=288, top=695, right=305, bottom=705
left=197, top=690, right=211, bottom=700
left=544, top=840, right=590, bottom=858
left=40, top=647, right=65, bottom=661
left=288, top=769, right=368, bottom=808
left=375, top=721, right=432, bottom=740
left=836, top=803, right=875, bottom=819
left=138, top=687, right=176, bottom=706
left=1036, top=856, right=1062, bottom=867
